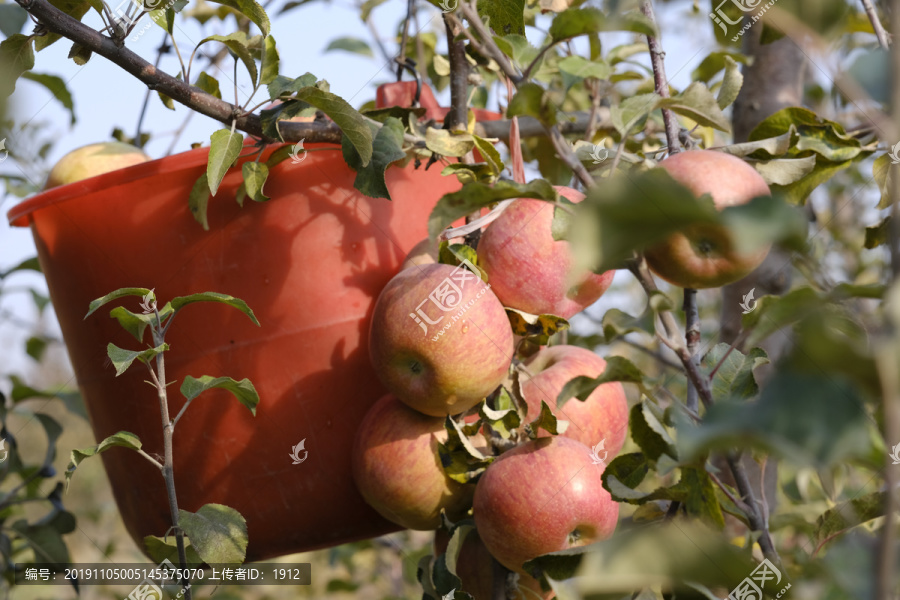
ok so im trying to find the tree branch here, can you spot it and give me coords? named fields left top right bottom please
left=861, top=0, right=891, bottom=50
left=456, top=1, right=520, bottom=84
left=639, top=0, right=681, bottom=156
left=726, top=451, right=781, bottom=566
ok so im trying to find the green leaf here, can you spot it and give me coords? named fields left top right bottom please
left=66, top=431, right=143, bottom=488
left=557, top=55, right=611, bottom=90
left=33, top=0, right=92, bottom=50
left=0, top=256, right=41, bottom=278
left=260, top=35, right=279, bottom=86
left=751, top=156, right=816, bottom=186
left=266, top=71, right=317, bottom=101
left=701, top=344, right=769, bottom=403
left=605, top=11, right=657, bottom=36
left=630, top=400, right=676, bottom=462
left=194, top=71, right=222, bottom=99
left=557, top=356, right=644, bottom=406
left=180, top=375, right=260, bottom=416
left=873, top=153, right=893, bottom=209
left=189, top=173, right=212, bottom=230
left=108, top=306, right=171, bottom=342
left=107, top=342, right=169, bottom=376
left=242, top=161, right=270, bottom=202
left=0, top=34, right=35, bottom=101
left=437, top=417, right=493, bottom=484
left=609, top=93, right=659, bottom=136
left=716, top=56, right=742, bottom=110
left=340, top=117, right=404, bottom=199
left=527, top=400, right=567, bottom=437
left=601, top=453, right=650, bottom=499
left=507, top=82, right=556, bottom=126
left=429, top=179, right=557, bottom=239
left=814, top=491, right=886, bottom=546
left=170, top=291, right=260, bottom=325
left=692, top=50, right=750, bottom=83
left=67, top=42, right=91, bottom=66
left=198, top=33, right=259, bottom=86
left=21, top=72, right=75, bottom=124
left=865, top=216, right=890, bottom=249
left=178, top=503, right=248, bottom=565
left=206, top=0, right=270, bottom=35
left=158, top=90, right=175, bottom=110
left=549, top=7, right=605, bottom=41
left=505, top=309, right=568, bottom=344
left=438, top=242, right=482, bottom=274
left=296, top=86, right=372, bottom=166
left=425, top=128, right=475, bottom=157
left=25, top=336, right=48, bottom=361
left=0, top=5, right=28, bottom=37
left=658, top=82, right=730, bottom=132
left=207, top=128, right=244, bottom=197
left=324, top=36, right=373, bottom=57
left=85, top=287, right=153, bottom=318
left=677, top=369, right=873, bottom=468
left=472, top=134, right=503, bottom=175
left=749, top=107, right=864, bottom=163
left=10, top=519, right=72, bottom=565
left=477, top=0, right=525, bottom=36
left=143, top=536, right=203, bottom=566
left=479, top=388, right=521, bottom=439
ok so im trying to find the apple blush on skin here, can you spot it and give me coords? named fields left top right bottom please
left=477, top=186, right=615, bottom=320
left=520, top=345, right=629, bottom=457
left=473, top=436, right=618, bottom=576
left=368, top=262, right=514, bottom=417
left=351, top=394, right=475, bottom=530
left=644, top=149, right=772, bottom=289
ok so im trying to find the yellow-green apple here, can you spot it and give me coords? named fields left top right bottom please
left=352, top=394, right=475, bottom=530
left=643, top=150, right=772, bottom=289
left=369, top=263, right=514, bottom=416
left=520, top=345, right=628, bottom=456
left=44, top=141, right=151, bottom=189
left=476, top=186, right=615, bottom=319
left=473, top=436, right=618, bottom=575
left=434, top=529, right=555, bottom=599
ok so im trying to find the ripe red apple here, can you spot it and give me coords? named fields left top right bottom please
left=520, top=345, right=628, bottom=457
left=434, top=529, right=554, bottom=599
left=352, top=394, right=475, bottom=530
left=369, top=263, right=514, bottom=417
left=45, top=141, right=150, bottom=189
left=473, top=436, right=618, bottom=575
left=643, top=150, right=772, bottom=289
left=476, top=186, right=615, bottom=319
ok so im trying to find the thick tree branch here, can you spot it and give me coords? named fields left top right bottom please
left=639, top=0, right=681, bottom=156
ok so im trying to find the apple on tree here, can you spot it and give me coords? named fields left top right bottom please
left=352, top=394, right=478, bottom=530
left=519, top=345, right=629, bottom=457
left=44, top=141, right=151, bottom=189
left=643, top=149, right=772, bottom=289
left=473, top=436, right=618, bottom=576
left=434, top=528, right=554, bottom=599
left=476, top=186, right=615, bottom=319
left=368, top=262, right=514, bottom=417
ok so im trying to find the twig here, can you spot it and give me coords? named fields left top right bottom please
left=396, top=0, right=415, bottom=80
left=135, top=33, right=169, bottom=149
left=456, top=1, right=520, bottom=84
left=638, top=0, right=681, bottom=155
left=545, top=124, right=594, bottom=189
left=709, top=329, right=749, bottom=379
left=443, top=13, right=468, bottom=132
left=709, top=469, right=753, bottom=516
left=726, top=451, right=781, bottom=567
left=683, top=289, right=700, bottom=412
left=583, top=79, right=602, bottom=142
left=860, top=0, right=890, bottom=49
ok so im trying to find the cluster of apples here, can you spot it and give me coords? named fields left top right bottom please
left=352, top=149, right=772, bottom=597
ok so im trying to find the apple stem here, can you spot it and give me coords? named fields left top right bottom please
left=682, top=288, right=700, bottom=413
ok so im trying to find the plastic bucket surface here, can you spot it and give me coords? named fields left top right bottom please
left=8, top=143, right=461, bottom=560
